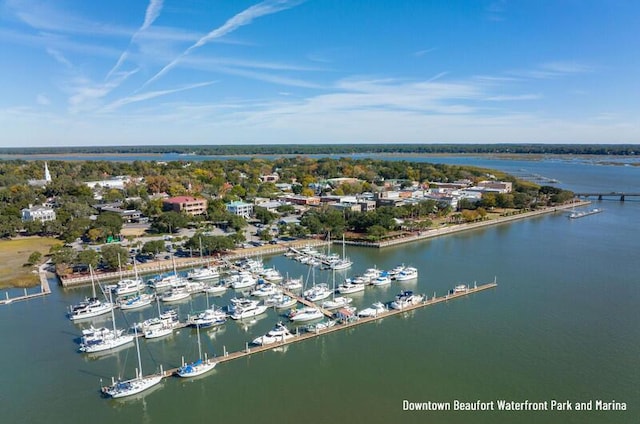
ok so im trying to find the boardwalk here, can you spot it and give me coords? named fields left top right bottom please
left=158, top=281, right=497, bottom=376
left=0, top=263, right=51, bottom=305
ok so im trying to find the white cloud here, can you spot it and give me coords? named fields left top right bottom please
left=36, top=94, right=51, bottom=105
left=102, top=81, right=215, bottom=111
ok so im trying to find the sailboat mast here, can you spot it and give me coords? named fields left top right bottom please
left=197, top=324, right=203, bottom=361
left=89, top=264, right=96, bottom=298
left=109, top=290, right=116, bottom=334
left=134, top=327, right=143, bottom=379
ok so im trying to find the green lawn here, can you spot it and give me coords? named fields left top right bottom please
left=0, top=237, right=61, bottom=288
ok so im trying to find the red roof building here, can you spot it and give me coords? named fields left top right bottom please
left=163, top=196, right=208, bottom=216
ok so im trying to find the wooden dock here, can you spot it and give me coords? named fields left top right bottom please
left=0, top=263, right=52, bottom=305
left=157, top=281, right=497, bottom=377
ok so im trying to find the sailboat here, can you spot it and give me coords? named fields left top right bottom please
left=68, top=265, right=114, bottom=321
left=176, top=325, right=217, bottom=378
left=79, top=290, right=134, bottom=353
left=141, top=297, right=180, bottom=339
left=329, top=234, right=353, bottom=270
left=111, top=255, right=145, bottom=297
left=321, top=269, right=353, bottom=310
left=187, top=238, right=220, bottom=281
left=101, top=328, right=163, bottom=398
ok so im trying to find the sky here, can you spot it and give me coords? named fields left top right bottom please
left=0, top=0, right=639, bottom=147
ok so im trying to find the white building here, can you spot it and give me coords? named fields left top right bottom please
left=21, top=205, right=56, bottom=222
left=226, top=201, right=254, bottom=218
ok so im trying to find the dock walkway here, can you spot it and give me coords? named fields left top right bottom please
left=158, top=281, right=497, bottom=376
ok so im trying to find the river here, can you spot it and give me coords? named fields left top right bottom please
left=0, top=156, right=638, bottom=423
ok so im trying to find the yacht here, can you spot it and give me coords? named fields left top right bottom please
left=111, top=278, right=146, bottom=297
left=118, top=293, right=154, bottom=310
left=272, top=294, right=298, bottom=309
left=160, top=286, right=191, bottom=303
left=358, top=301, right=387, bottom=317
left=101, top=330, right=163, bottom=398
left=251, top=322, right=294, bottom=345
left=395, top=267, right=418, bottom=282
left=337, top=278, right=366, bottom=294
left=229, top=272, right=257, bottom=289
left=187, top=266, right=220, bottom=281
left=186, top=308, right=227, bottom=328
left=250, top=282, right=281, bottom=297
left=304, top=283, right=333, bottom=302
left=205, top=282, right=227, bottom=295
left=304, top=319, right=336, bottom=332
left=362, top=267, right=381, bottom=282
left=288, top=307, right=324, bottom=322
left=453, top=284, right=469, bottom=293
left=228, top=298, right=268, bottom=320
left=136, top=305, right=180, bottom=339
left=260, top=267, right=283, bottom=283
left=321, top=296, right=353, bottom=310
left=389, top=290, right=425, bottom=310
left=371, top=273, right=392, bottom=286
left=282, top=276, right=303, bottom=290
left=387, top=264, right=406, bottom=280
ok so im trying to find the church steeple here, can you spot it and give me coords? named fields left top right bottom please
left=44, top=162, right=51, bottom=182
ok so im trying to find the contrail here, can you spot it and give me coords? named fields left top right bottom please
left=106, top=0, right=164, bottom=80
left=140, top=0, right=304, bottom=89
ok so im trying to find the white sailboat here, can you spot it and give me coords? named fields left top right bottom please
left=79, top=291, right=134, bottom=353
left=101, top=328, right=163, bottom=398
left=176, top=325, right=217, bottom=378
left=68, top=265, right=114, bottom=321
left=329, top=234, right=352, bottom=270
left=321, top=269, right=353, bottom=310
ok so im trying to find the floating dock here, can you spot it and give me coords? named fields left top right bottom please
left=158, top=281, right=497, bottom=376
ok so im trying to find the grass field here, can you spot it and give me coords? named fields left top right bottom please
left=0, top=237, right=61, bottom=288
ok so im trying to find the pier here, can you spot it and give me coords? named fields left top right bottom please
left=0, top=263, right=51, bottom=305
left=157, top=281, right=497, bottom=376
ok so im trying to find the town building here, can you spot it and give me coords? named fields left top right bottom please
left=163, top=196, right=208, bottom=215
left=477, top=181, right=513, bottom=193
left=226, top=201, right=254, bottom=218
left=21, top=204, right=56, bottom=222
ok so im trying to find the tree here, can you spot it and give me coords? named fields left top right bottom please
left=151, top=211, right=189, bottom=233
left=254, top=206, right=277, bottom=225
left=142, top=240, right=165, bottom=255
left=100, top=244, right=129, bottom=270
left=93, top=212, right=123, bottom=239
left=76, top=249, right=100, bottom=269
left=27, top=251, right=42, bottom=265
left=366, top=225, right=387, bottom=240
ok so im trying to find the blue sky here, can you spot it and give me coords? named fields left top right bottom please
left=1, top=0, right=638, bottom=147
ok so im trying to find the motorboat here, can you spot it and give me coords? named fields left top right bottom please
left=148, top=274, right=185, bottom=291
left=79, top=291, right=134, bottom=353
left=371, top=273, right=391, bottom=286
left=160, top=286, right=190, bottom=303
left=453, top=284, right=468, bottom=293
left=395, top=267, right=418, bottom=282
left=250, top=282, right=281, bottom=297
left=186, top=308, right=227, bottom=328
left=205, top=282, right=227, bottom=295
left=321, top=296, right=353, bottom=310
left=387, top=264, right=406, bottom=280
left=118, top=293, right=154, bottom=310
left=358, top=301, right=387, bottom=317
left=389, top=290, right=424, bottom=310
left=304, top=283, right=332, bottom=302
left=337, top=278, right=366, bottom=294
left=362, top=267, right=381, bottom=282
left=282, top=276, right=303, bottom=290
left=260, top=267, right=283, bottom=283
left=288, top=306, right=324, bottom=322
left=111, top=278, right=145, bottom=297
left=251, top=322, right=295, bottom=345
left=304, top=319, right=336, bottom=332
left=187, top=266, right=220, bottom=281
left=228, top=298, right=268, bottom=320
left=229, top=272, right=257, bottom=289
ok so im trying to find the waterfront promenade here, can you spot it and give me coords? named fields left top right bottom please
left=344, top=200, right=591, bottom=248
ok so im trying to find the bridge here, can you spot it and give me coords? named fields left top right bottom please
left=575, top=192, right=640, bottom=201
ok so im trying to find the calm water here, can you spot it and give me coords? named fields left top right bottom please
left=1, top=158, right=639, bottom=424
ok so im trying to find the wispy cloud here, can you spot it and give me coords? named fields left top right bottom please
left=141, top=0, right=305, bottom=89
left=36, top=94, right=51, bottom=105
left=68, top=69, right=139, bottom=113
left=106, top=0, right=164, bottom=80
left=102, top=81, right=215, bottom=111
left=413, top=47, right=437, bottom=57
left=509, top=61, right=594, bottom=79
left=46, top=48, right=73, bottom=69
